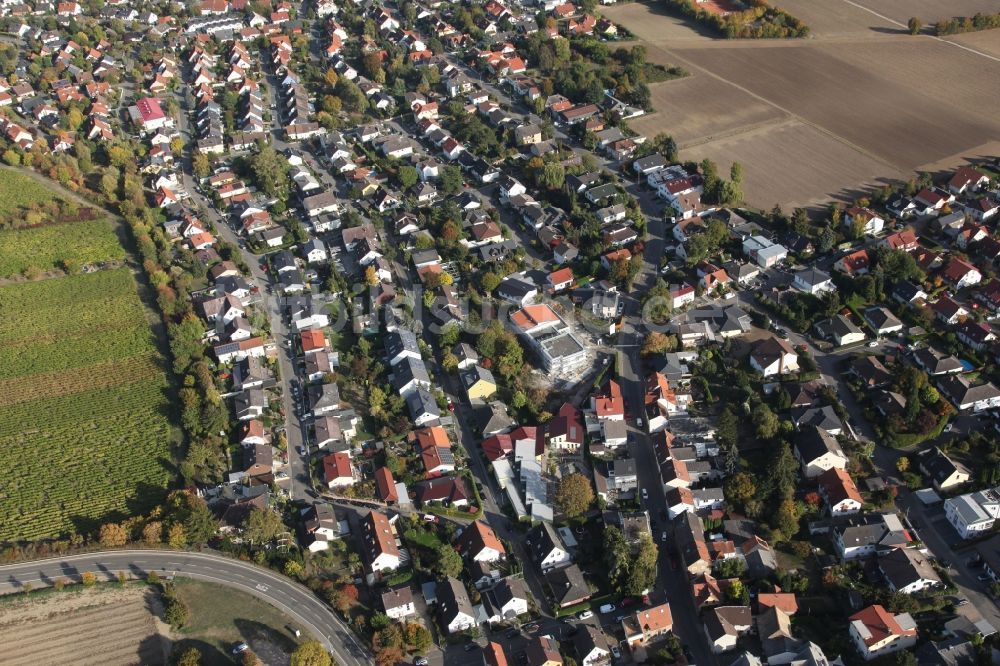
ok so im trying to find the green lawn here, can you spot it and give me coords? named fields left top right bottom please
left=172, top=579, right=306, bottom=666
left=0, top=168, right=60, bottom=218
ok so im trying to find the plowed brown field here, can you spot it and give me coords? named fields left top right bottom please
left=0, top=586, right=165, bottom=666
left=603, top=1, right=1000, bottom=208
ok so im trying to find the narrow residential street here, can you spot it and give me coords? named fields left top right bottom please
left=175, top=93, right=312, bottom=502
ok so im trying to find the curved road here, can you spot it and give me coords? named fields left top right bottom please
left=0, top=550, right=370, bottom=666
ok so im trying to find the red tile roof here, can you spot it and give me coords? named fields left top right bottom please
left=375, top=466, right=398, bottom=503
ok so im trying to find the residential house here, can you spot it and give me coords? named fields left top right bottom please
left=704, top=606, right=752, bottom=654
left=749, top=337, right=799, bottom=377
left=944, top=488, right=1000, bottom=539
left=437, top=577, right=476, bottom=634
left=375, top=466, right=399, bottom=504
left=462, top=365, right=498, bottom=402
left=848, top=605, right=917, bottom=661
left=526, top=522, right=570, bottom=573
left=573, top=625, right=610, bottom=666
left=918, top=447, right=971, bottom=492
left=742, top=235, right=787, bottom=268
left=792, top=267, right=835, bottom=295
left=817, top=467, right=863, bottom=516
left=322, top=451, right=356, bottom=489
left=623, top=603, right=673, bottom=647
left=381, top=586, right=416, bottom=620
left=956, top=320, right=996, bottom=351
left=362, top=510, right=401, bottom=575
left=794, top=426, right=848, bottom=478
left=545, top=564, right=591, bottom=609
left=525, top=635, right=563, bottom=666
left=488, top=578, right=529, bottom=624
left=834, top=512, right=911, bottom=560
left=938, top=375, right=1000, bottom=412
left=834, top=249, right=870, bottom=276
left=675, top=512, right=711, bottom=576
left=864, top=306, right=903, bottom=337
left=878, top=548, right=941, bottom=595
left=849, top=355, right=892, bottom=388
left=814, top=314, right=865, bottom=346
left=415, top=476, right=469, bottom=508
left=547, top=402, right=584, bottom=452
left=941, top=257, right=982, bottom=289
left=457, top=521, right=506, bottom=563
left=300, top=503, right=341, bottom=552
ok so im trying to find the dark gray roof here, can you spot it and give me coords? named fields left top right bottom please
left=794, top=426, right=844, bottom=464
left=406, top=388, right=440, bottom=419
left=545, top=564, right=589, bottom=605
left=437, top=576, right=474, bottom=624
left=392, top=356, right=430, bottom=392
left=792, top=405, right=842, bottom=433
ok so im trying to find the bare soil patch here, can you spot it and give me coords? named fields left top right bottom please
left=681, top=120, right=906, bottom=210
left=629, top=76, right=787, bottom=146
left=601, top=2, right=707, bottom=43
left=768, top=0, right=901, bottom=37
left=947, top=29, right=1000, bottom=58
left=847, top=0, right=1000, bottom=27
left=0, top=585, right=167, bottom=666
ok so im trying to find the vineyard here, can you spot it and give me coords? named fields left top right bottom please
left=0, top=218, right=125, bottom=277
left=0, top=269, right=177, bottom=542
left=0, top=168, right=58, bottom=218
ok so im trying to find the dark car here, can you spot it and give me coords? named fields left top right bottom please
left=506, top=629, right=519, bottom=639
left=776, top=327, right=790, bottom=339
left=465, top=643, right=478, bottom=652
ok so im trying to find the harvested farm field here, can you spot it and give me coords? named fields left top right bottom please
left=603, top=1, right=1000, bottom=208
left=679, top=119, right=905, bottom=210
left=627, top=75, right=787, bottom=147
left=0, top=585, right=167, bottom=666
left=842, top=0, right=1000, bottom=28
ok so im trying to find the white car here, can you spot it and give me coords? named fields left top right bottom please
left=599, top=603, right=616, bottom=614
left=867, top=340, right=879, bottom=348
left=576, top=610, right=593, bottom=620
left=611, top=645, right=621, bottom=659
left=641, top=488, right=648, bottom=500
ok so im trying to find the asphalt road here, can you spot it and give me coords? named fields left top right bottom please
left=0, top=550, right=370, bottom=665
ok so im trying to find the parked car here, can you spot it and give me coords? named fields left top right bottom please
left=231, top=643, right=249, bottom=655
left=978, top=574, right=991, bottom=583
left=599, top=603, right=616, bottom=614
left=506, top=628, right=520, bottom=638
left=576, top=610, right=593, bottom=620
left=414, top=657, right=428, bottom=666
left=611, top=645, right=621, bottom=659
left=641, top=488, right=648, bottom=500
left=867, top=340, right=879, bottom=348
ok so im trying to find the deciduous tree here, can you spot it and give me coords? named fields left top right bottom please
left=99, top=522, right=129, bottom=547
left=291, top=640, right=333, bottom=666
left=555, top=473, right=594, bottom=518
